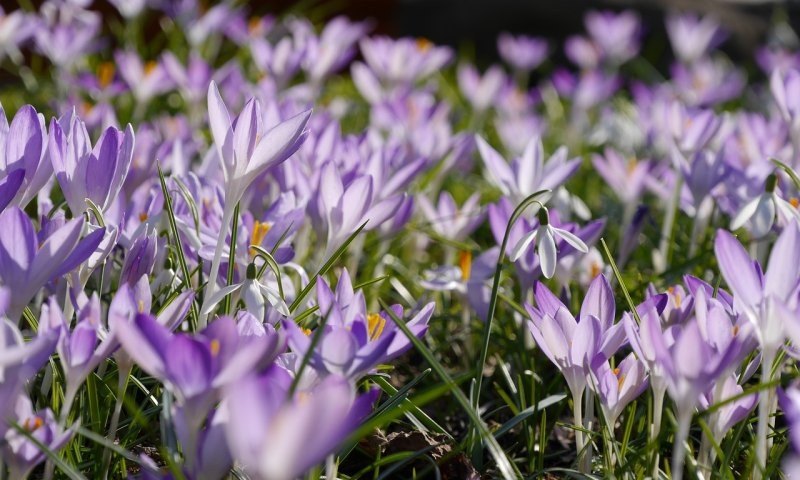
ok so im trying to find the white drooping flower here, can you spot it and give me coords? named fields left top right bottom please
left=731, top=173, right=800, bottom=238
left=510, top=206, right=588, bottom=278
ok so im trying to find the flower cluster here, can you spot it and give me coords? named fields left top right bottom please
left=3, top=1, right=800, bottom=479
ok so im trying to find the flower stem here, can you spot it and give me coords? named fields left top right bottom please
left=101, top=364, right=131, bottom=480
left=671, top=408, right=692, bottom=480
left=651, top=385, right=665, bottom=478
left=573, top=389, right=587, bottom=472
left=582, top=389, right=594, bottom=473
left=655, top=176, right=683, bottom=273
left=755, top=348, right=776, bottom=480
left=199, top=206, right=234, bottom=327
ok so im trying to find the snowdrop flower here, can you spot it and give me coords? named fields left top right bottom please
left=730, top=173, right=800, bottom=238
left=510, top=206, right=588, bottom=278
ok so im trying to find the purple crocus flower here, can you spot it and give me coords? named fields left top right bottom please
left=301, top=16, right=371, bottom=82
left=666, top=13, right=725, bottom=64
left=120, top=227, right=158, bottom=285
left=358, top=36, right=452, bottom=86
left=714, top=222, right=800, bottom=353
left=34, top=0, right=100, bottom=68
left=497, top=33, right=548, bottom=72
left=584, top=10, right=641, bottom=65
left=1, top=394, right=74, bottom=480
left=0, top=104, right=51, bottom=209
left=224, top=367, right=378, bottom=480
left=40, top=295, right=117, bottom=412
left=115, top=50, right=175, bottom=103
left=282, top=287, right=434, bottom=380
left=699, top=374, right=757, bottom=441
left=202, top=81, right=311, bottom=324
left=417, top=191, right=483, bottom=242
left=316, top=162, right=404, bottom=253
left=457, top=64, right=507, bottom=113
left=0, top=206, right=105, bottom=320
left=116, top=313, right=283, bottom=416
left=475, top=135, right=579, bottom=207
left=49, top=111, right=135, bottom=216
left=420, top=247, right=497, bottom=321
left=163, top=52, right=213, bottom=105
left=0, top=313, right=59, bottom=420
left=526, top=275, right=626, bottom=399
left=590, top=352, right=648, bottom=428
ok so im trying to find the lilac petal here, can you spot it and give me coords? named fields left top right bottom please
left=85, top=127, right=120, bottom=205
left=233, top=98, right=260, bottom=169
left=207, top=81, right=233, bottom=158
left=5, top=105, right=42, bottom=174
left=320, top=328, right=357, bottom=375
left=571, top=314, right=601, bottom=367
left=0, top=170, right=24, bottom=213
left=673, top=321, right=707, bottom=381
left=713, top=229, right=764, bottom=307
left=247, top=109, right=312, bottom=177
left=0, top=206, right=36, bottom=282
left=352, top=330, right=396, bottom=374
left=29, top=218, right=84, bottom=288
left=67, top=321, right=98, bottom=367
left=51, top=225, right=106, bottom=278
left=538, top=313, right=570, bottom=366
left=533, top=282, right=566, bottom=317
left=765, top=220, right=800, bottom=301
left=156, top=290, right=194, bottom=330
left=165, top=335, right=213, bottom=399
left=224, top=368, right=292, bottom=468
left=115, top=313, right=169, bottom=379
left=476, top=135, right=515, bottom=196
left=580, top=274, right=615, bottom=329
left=340, top=176, right=373, bottom=233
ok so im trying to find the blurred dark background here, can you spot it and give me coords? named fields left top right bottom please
left=4, top=0, right=800, bottom=66
left=272, top=0, right=800, bottom=64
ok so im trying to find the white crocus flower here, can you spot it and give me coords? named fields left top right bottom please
left=731, top=173, right=800, bottom=238
left=201, top=263, right=290, bottom=320
left=510, top=207, right=588, bottom=278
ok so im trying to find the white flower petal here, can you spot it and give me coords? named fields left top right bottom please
left=552, top=226, right=588, bottom=253
left=510, top=229, right=538, bottom=262
left=538, top=227, right=557, bottom=279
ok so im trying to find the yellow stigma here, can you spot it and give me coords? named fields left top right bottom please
left=138, top=300, right=145, bottom=313
left=139, top=212, right=148, bottom=222
left=367, top=313, right=386, bottom=341
left=98, top=62, right=115, bottom=88
left=23, top=416, right=44, bottom=432
left=249, top=221, right=272, bottom=257
left=415, top=38, right=433, bottom=52
left=617, top=374, right=626, bottom=391
left=210, top=339, right=220, bottom=356
left=82, top=101, right=94, bottom=114
left=627, top=157, right=638, bottom=175
left=459, top=250, right=472, bottom=282
left=732, top=325, right=739, bottom=337
left=589, top=262, right=601, bottom=280
left=248, top=16, right=261, bottom=34
left=674, top=291, right=682, bottom=308
left=302, top=327, right=312, bottom=336
left=791, top=197, right=800, bottom=209
left=144, top=60, right=158, bottom=76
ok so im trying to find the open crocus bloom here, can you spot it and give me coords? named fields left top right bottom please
left=225, top=367, right=378, bottom=480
